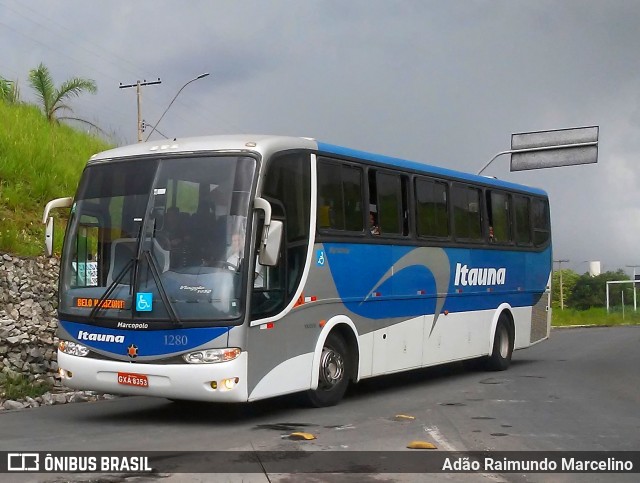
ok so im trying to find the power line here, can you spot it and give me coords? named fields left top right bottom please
left=0, top=0, right=146, bottom=80
left=0, top=3, right=225, bottom=141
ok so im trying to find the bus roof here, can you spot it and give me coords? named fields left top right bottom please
left=88, top=134, right=317, bottom=163
left=88, top=134, right=546, bottom=197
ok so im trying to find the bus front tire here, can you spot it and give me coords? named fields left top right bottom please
left=485, top=315, right=514, bottom=371
left=305, top=333, right=350, bottom=407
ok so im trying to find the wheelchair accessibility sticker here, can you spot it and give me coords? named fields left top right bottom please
left=316, top=250, right=325, bottom=267
left=136, top=293, right=153, bottom=312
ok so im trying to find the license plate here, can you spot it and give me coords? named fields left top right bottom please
left=117, top=372, right=149, bottom=388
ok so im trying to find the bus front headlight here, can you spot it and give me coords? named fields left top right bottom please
left=59, top=340, right=90, bottom=357
left=182, top=348, right=241, bottom=364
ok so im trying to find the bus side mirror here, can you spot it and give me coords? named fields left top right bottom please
left=259, top=220, right=283, bottom=267
left=45, top=217, right=54, bottom=257
left=42, top=196, right=73, bottom=257
left=254, top=197, right=282, bottom=267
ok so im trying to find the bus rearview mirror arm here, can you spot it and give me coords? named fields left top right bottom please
left=254, top=197, right=282, bottom=267
left=42, top=197, right=73, bottom=257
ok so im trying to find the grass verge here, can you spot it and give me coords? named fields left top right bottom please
left=552, top=307, right=640, bottom=327
left=0, top=372, right=52, bottom=401
left=0, top=101, right=112, bottom=256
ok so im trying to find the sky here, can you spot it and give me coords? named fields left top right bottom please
left=2, top=0, right=639, bottom=275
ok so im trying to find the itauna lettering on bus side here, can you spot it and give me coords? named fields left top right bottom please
left=75, top=298, right=126, bottom=309
left=454, top=263, right=507, bottom=286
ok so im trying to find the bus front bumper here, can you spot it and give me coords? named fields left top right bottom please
left=57, top=350, right=249, bottom=403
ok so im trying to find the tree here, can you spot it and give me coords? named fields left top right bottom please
left=28, top=62, right=99, bottom=129
left=567, top=270, right=629, bottom=310
left=0, top=76, right=20, bottom=104
left=551, top=269, right=579, bottom=309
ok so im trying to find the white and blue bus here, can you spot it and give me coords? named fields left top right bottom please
left=44, top=135, right=551, bottom=407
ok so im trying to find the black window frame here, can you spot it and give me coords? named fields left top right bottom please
left=486, top=189, right=514, bottom=246
left=532, top=197, right=551, bottom=247
left=313, top=148, right=549, bottom=253
left=373, top=169, right=407, bottom=237
left=513, top=194, right=533, bottom=247
left=451, top=183, right=484, bottom=243
left=316, top=157, right=366, bottom=235
left=414, top=175, right=450, bottom=240
left=252, top=150, right=312, bottom=320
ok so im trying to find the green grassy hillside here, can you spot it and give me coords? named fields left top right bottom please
left=0, top=101, right=113, bottom=256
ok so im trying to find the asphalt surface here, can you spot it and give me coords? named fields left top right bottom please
left=1, top=325, right=639, bottom=482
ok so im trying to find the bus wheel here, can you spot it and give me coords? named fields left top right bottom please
left=305, top=333, right=350, bottom=407
left=485, top=315, right=514, bottom=371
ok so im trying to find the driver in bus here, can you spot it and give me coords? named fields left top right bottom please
left=227, top=231, right=264, bottom=288
left=226, top=232, right=244, bottom=268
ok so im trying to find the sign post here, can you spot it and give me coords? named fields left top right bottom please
left=478, top=126, right=599, bottom=175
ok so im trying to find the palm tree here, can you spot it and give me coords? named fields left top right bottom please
left=0, top=76, right=20, bottom=104
left=28, top=62, right=99, bottom=130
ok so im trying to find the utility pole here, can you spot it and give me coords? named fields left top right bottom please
left=554, top=259, right=569, bottom=310
left=119, top=78, right=161, bottom=142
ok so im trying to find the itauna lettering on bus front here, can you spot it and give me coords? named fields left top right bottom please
left=60, top=321, right=232, bottom=357
left=74, top=298, right=127, bottom=310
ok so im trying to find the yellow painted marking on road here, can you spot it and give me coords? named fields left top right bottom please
left=407, top=441, right=437, bottom=449
left=394, top=414, right=416, bottom=421
left=289, top=432, right=316, bottom=440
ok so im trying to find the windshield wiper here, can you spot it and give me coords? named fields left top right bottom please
left=89, top=221, right=144, bottom=322
left=143, top=249, right=182, bottom=327
left=88, top=258, right=134, bottom=321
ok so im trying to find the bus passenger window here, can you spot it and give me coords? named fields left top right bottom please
left=317, top=160, right=364, bottom=232
left=374, top=171, right=403, bottom=235
left=415, top=177, right=449, bottom=238
left=452, top=184, right=483, bottom=241
left=532, top=198, right=550, bottom=246
left=487, top=191, right=512, bottom=243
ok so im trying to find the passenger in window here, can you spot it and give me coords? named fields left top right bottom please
left=369, top=212, right=380, bottom=236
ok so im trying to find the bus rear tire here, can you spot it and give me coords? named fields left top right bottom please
left=485, top=315, right=514, bottom=371
left=305, top=333, right=350, bottom=407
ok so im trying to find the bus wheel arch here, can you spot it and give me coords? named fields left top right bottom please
left=486, top=307, right=515, bottom=371
left=306, top=316, right=359, bottom=407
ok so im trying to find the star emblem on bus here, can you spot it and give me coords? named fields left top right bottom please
left=127, top=344, right=139, bottom=358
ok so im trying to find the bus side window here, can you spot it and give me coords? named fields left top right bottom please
left=317, top=159, right=364, bottom=232
left=532, top=198, right=550, bottom=246
left=514, top=195, right=532, bottom=245
left=370, top=170, right=407, bottom=236
left=253, top=151, right=311, bottom=319
left=486, top=190, right=512, bottom=244
left=452, top=184, right=483, bottom=241
left=415, top=177, right=449, bottom=238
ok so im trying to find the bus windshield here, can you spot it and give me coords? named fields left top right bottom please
left=59, top=154, right=257, bottom=325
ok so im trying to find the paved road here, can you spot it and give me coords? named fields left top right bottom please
left=1, top=326, right=639, bottom=482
